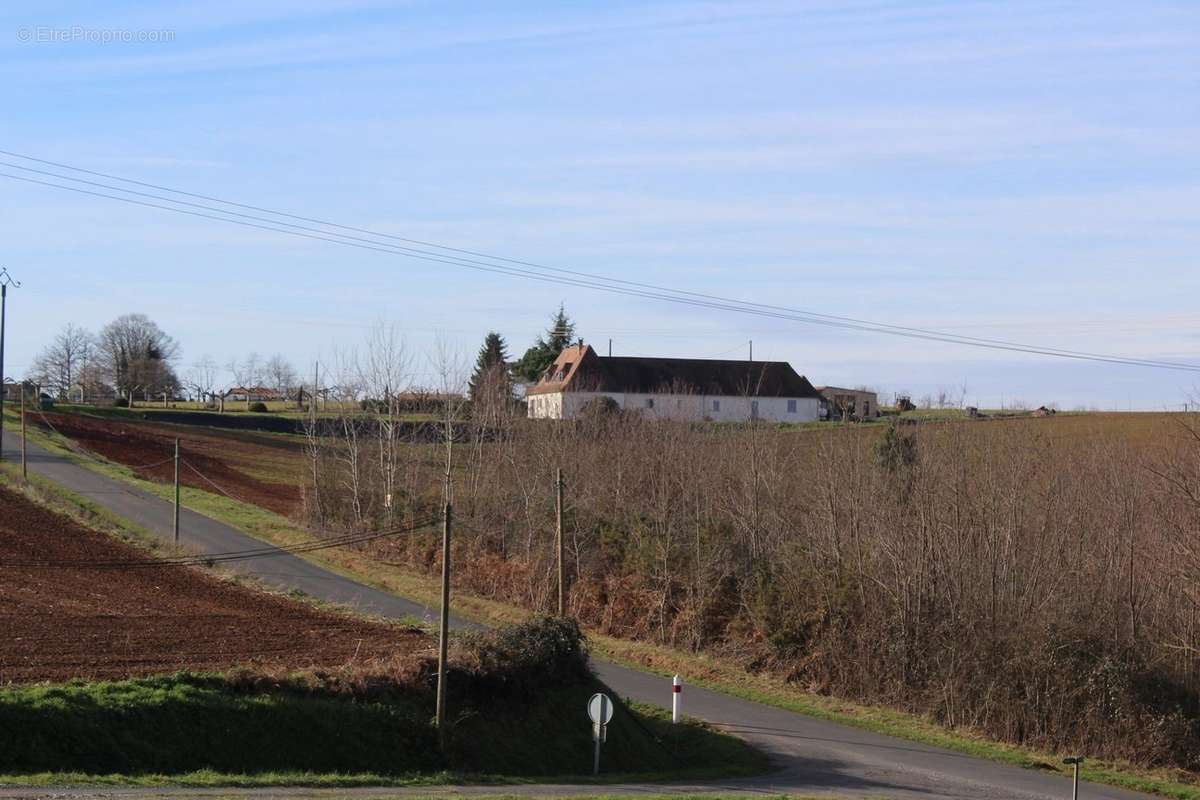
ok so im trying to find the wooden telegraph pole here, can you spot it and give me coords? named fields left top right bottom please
left=20, top=384, right=27, bottom=480
left=173, top=438, right=181, bottom=545
left=435, top=499, right=452, bottom=747
left=556, top=468, right=565, bottom=616
left=435, top=402, right=454, bottom=750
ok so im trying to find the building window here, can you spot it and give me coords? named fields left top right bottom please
left=712, top=399, right=720, bottom=412
left=645, top=398, right=655, bottom=409
left=787, top=399, right=797, bottom=413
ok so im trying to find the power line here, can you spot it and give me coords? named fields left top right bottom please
left=182, top=458, right=254, bottom=506
left=5, top=164, right=1195, bottom=372
left=14, top=167, right=1195, bottom=374
left=701, top=340, right=754, bottom=359
left=1, top=151, right=1197, bottom=372
left=9, top=152, right=1195, bottom=370
left=9, top=163, right=1194, bottom=372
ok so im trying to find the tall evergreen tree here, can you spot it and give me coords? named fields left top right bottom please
left=468, top=331, right=511, bottom=402
left=545, top=305, right=575, bottom=351
left=512, top=304, right=581, bottom=382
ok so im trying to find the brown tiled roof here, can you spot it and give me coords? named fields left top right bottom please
left=527, top=344, right=820, bottom=398
left=525, top=344, right=591, bottom=396
left=224, top=386, right=280, bottom=398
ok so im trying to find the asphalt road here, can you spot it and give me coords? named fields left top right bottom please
left=0, top=433, right=1157, bottom=800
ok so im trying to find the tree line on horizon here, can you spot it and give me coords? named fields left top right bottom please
left=27, top=314, right=180, bottom=403
left=27, top=314, right=302, bottom=406
left=24, top=304, right=582, bottom=407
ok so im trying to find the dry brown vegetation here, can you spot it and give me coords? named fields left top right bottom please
left=303, top=404, right=1200, bottom=773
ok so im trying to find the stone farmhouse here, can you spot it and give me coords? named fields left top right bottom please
left=525, top=344, right=822, bottom=422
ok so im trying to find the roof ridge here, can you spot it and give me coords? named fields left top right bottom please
left=528, top=349, right=821, bottom=398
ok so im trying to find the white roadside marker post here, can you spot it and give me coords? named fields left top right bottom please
left=672, top=674, right=682, bottom=724
left=1063, top=756, right=1084, bottom=800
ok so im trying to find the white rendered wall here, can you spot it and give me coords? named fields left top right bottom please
left=528, top=391, right=819, bottom=422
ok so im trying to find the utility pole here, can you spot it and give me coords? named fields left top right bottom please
left=0, top=268, right=19, bottom=461
left=20, top=383, right=27, bottom=480
left=607, top=338, right=612, bottom=357
left=173, top=438, right=181, bottom=545
left=435, top=499, right=452, bottom=748
left=435, top=400, right=454, bottom=750
left=556, top=467, right=565, bottom=616
left=749, top=339, right=753, bottom=362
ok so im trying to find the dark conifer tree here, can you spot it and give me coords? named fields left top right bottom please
left=512, top=305, right=581, bottom=382
left=468, top=331, right=511, bottom=402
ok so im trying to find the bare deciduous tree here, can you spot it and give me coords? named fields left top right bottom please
left=228, top=353, right=263, bottom=409
left=97, top=314, right=180, bottom=401
left=264, top=354, right=299, bottom=399
left=185, top=356, right=220, bottom=405
left=360, top=324, right=411, bottom=522
left=30, top=323, right=96, bottom=399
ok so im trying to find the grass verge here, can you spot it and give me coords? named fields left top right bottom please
left=0, top=771, right=449, bottom=788
left=0, top=672, right=761, bottom=786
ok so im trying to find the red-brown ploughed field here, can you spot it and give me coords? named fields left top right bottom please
left=0, top=486, right=427, bottom=683
left=35, top=412, right=300, bottom=515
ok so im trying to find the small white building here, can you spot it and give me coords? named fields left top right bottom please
left=526, top=344, right=822, bottom=422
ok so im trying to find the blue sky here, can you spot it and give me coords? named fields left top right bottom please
left=1, top=1, right=1198, bottom=408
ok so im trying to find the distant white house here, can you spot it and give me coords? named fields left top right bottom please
left=526, top=344, right=822, bottom=422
